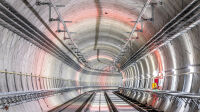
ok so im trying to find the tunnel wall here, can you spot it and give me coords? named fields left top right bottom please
left=121, top=25, right=200, bottom=112
left=0, top=25, right=121, bottom=112
left=0, top=0, right=198, bottom=112
left=0, top=0, right=122, bottom=111
left=120, top=0, right=200, bottom=111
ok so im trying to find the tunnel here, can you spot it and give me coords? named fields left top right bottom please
left=0, top=0, right=199, bottom=112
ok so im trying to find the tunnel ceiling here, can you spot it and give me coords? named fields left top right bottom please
left=48, top=0, right=158, bottom=71
left=4, top=0, right=187, bottom=73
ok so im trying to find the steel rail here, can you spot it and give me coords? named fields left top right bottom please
left=114, top=92, right=149, bottom=112
left=0, top=86, right=117, bottom=109
left=75, top=92, right=96, bottom=112
left=58, top=92, right=94, bottom=112
left=104, top=92, right=118, bottom=112
left=120, top=0, right=200, bottom=69
left=48, top=92, right=88, bottom=112
left=83, top=91, right=96, bottom=111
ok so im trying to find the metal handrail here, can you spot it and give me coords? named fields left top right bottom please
left=0, top=70, right=120, bottom=87
left=0, top=86, right=117, bottom=109
left=119, top=87, right=200, bottom=100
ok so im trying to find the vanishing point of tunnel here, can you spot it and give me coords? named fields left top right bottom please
left=0, top=0, right=200, bottom=112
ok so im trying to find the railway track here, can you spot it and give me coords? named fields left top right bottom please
left=49, top=90, right=162, bottom=112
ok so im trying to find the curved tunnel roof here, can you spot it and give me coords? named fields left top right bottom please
left=0, top=0, right=200, bottom=111
left=6, top=0, right=160, bottom=72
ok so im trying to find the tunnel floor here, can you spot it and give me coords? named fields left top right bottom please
left=49, top=90, right=162, bottom=112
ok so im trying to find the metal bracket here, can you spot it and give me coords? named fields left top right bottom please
left=36, top=1, right=69, bottom=24
left=63, top=37, right=70, bottom=40
left=68, top=43, right=74, bottom=46
left=71, top=48, right=78, bottom=50
left=35, top=1, right=50, bottom=6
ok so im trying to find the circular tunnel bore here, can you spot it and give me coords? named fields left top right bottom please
left=0, top=0, right=200, bottom=112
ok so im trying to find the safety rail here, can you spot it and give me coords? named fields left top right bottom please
left=119, top=87, right=200, bottom=109
left=0, top=69, right=119, bottom=92
left=0, top=86, right=117, bottom=110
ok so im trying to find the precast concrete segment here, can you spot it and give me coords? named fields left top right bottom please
left=5, top=0, right=153, bottom=72
left=0, top=0, right=82, bottom=71
left=0, top=0, right=121, bottom=75
left=114, top=0, right=152, bottom=64
left=2, top=0, right=194, bottom=72
left=121, top=0, right=200, bottom=69
left=0, top=0, right=200, bottom=112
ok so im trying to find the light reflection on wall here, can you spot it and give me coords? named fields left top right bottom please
left=183, top=33, right=193, bottom=92
left=168, top=43, right=177, bottom=91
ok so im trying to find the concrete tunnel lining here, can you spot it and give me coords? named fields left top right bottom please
left=0, top=0, right=200, bottom=111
